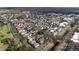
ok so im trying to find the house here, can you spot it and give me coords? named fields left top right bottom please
left=50, top=27, right=58, bottom=33
left=63, top=17, right=73, bottom=21
left=71, top=32, right=79, bottom=43
left=63, top=17, right=75, bottom=24
left=28, top=34, right=39, bottom=48
left=59, top=22, right=68, bottom=28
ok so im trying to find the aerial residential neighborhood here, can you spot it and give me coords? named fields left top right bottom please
left=0, top=7, right=79, bottom=51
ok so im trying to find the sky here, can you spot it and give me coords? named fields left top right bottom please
left=0, top=0, right=78, bottom=7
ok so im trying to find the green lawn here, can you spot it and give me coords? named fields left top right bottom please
left=0, top=24, right=12, bottom=42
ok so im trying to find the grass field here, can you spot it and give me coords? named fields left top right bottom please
left=0, top=24, right=12, bottom=42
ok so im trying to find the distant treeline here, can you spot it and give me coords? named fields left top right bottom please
left=1, top=7, right=79, bottom=14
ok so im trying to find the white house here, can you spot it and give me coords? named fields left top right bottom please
left=71, top=32, right=79, bottom=43
left=59, top=22, right=68, bottom=28
left=28, top=34, right=39, bottom=48
left=50, top=27, right=58, bottom=33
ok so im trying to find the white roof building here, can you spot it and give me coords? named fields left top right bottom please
left=50, top=27, right=58, bottom=36
left=28, top=34, right=39, bottom=48
left=63, top=17, right=74, bottom=22
left=71, top=32, right=79, bottom=43
left=50, top=27, right=58, bottom=33
left=59, top=22, right=68, bottom=28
